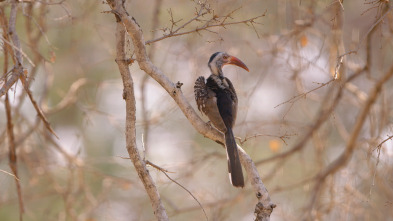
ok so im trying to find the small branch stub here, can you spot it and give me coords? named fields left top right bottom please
left=176, top=81, right=183, bottom=88
left=122, top=89, right=127, bottom=100
left=172, top=81, right=183, bottom=95
left=254, top=202, right=276, bottom=221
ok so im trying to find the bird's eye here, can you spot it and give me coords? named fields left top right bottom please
left=223, top=55, right=229, bottom=59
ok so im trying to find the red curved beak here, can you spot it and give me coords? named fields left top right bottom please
left=226, top=56, right=249, bottom=72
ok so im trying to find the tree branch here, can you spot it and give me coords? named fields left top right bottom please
left=107, top=0, right=275, bottom=219
left=308, top=64, right=393, bottom=212
left=145, top=2, right=265, bottom=45
left=113, top=8, right=169, bottom=220
left=256, top=69, right=365, bottom=166
left=0, top=2, right=24, bottom=98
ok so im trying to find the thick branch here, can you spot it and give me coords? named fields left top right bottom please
left=114, top=14, right=168, bottom=221
left=238, top=147, right=275, bottom=220
left=256, top=69, right=364, bottom=166
left=317, top=65, right=393, bottom=182
left=308, top=64, right=393, bottom=212
left=109, top=1, right=223, bottom=143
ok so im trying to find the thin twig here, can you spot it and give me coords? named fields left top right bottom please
left=369, top=134, right=393, bottom=197
left=256, top=70, right=365, bottom=166
left=238, top=132, right=296, bottom=145
left=146, top=1, right=265, bottom=45
left=19, top=75, right=59, bottom=139
left=146, top=160, right=209, bottom=221
left=0, top=169, right=20, bottom=180
left=357, top=6, right=393, bottom=52
left=308, top=64, right=393, bottom=212
left=147, top=14, right=265, bottom=44
left=0, top=35, right=36, bottom=67
left=275, top=79, right=335, bottom=108
left=43, top=78, right=87, bottom=114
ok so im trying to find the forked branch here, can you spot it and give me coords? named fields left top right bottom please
left=113, top=12, right=169, bottom=221
left=106, top=0, right=274, bottom=220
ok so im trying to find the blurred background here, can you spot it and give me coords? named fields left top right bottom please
left=1, top=0, right=393, bottom=220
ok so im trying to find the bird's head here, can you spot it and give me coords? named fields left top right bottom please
left=208, top=52, right=249, bottom=76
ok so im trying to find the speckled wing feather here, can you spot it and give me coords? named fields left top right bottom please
left=194, top=76, right=208, bottom=113
left=194, top=76, right=227, bottom=132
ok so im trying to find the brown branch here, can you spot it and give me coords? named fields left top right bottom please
left=7, top=3, right=48, bottom=117
left=8, top=1, right=23, bottom=65
left=275, top=79, right=335, bottom=109
left=307, top=64, right=393, bottom=214
left=147, top=15, right=265, bottom=45
left=0, top=3, right=23, bottom=98
left=238, top=132, right=296, bottom=145
left=145, top=1, right=265, bottom=45
left=0, top=169, right=20, bottom=179
left=358, top=5, right=393, bottom=51
left=375, top=134, right=393, bottom=150
left=146, top=1, right=210, bottom=45
left=111, top=4, right=169, bottom=220
left=17, top=73, right=59, bottom=138
left=5, top=92, right=24, bottom=221
left=337, top=5, right=393, bottom=64
left=2, top=6, right=24, bottom=219
left=256, top=84, right=343, bottom=165
left=43, top=78, right=87, bottom=114
left=107, top=0, right=275, bottom=219
left=0, top=2, right=58, bottom=140
left=23, top=2, right=50, bottom=88
left=0, top=66, right=22, bottom=98
left=0, top=35, right=35, bottom=66
left=146, top=160, right=208, bottom=221
left=256, top=69, right=365, bottom=166
left=368, top=133, right=391, bottom=197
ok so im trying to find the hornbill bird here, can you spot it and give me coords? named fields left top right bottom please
left=194, top=52, right=249, bottom=188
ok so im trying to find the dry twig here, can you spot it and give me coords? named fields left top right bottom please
left=147, top=160, right=208, bottom=221
left=306, top=64, right=393, bottom=217
left=145, top=1, right=265, bottom=44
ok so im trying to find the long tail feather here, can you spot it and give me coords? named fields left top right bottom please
left=225, top=128, right=244, bottom=188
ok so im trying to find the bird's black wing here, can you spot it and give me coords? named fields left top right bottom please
left=194, top=76, right=227, bottom=132
left=225, top=77, right=238, bottom=125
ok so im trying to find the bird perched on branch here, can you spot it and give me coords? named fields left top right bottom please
left=194, top=52, right=249, bottom=188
